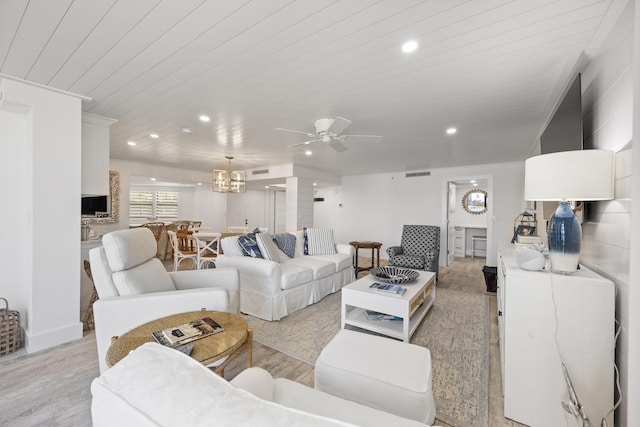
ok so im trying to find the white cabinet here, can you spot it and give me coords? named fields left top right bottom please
left=497, top=242, right=614, bottom=427
left=82, top=113, right=116, bottom=196
left=454, top=227, right=465, bottom=257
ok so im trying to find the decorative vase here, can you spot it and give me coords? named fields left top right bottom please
left=547, top=201, right=581, bottom=273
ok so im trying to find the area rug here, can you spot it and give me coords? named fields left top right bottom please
left=244, top=287, right=490, bottom=427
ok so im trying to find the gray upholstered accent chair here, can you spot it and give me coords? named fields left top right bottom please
left=386, top=225, right=440, bottom=279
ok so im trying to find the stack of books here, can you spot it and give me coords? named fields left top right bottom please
left=368, top=282, right=406, bottom=297
left=152, top=317, right=223, bottom=347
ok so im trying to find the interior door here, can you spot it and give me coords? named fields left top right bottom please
left=447, top=182, right=456, bottom=265
left=273, top=190, right=286, bottom=234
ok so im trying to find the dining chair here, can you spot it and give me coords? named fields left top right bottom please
left=193, top=232, right=221, bottom=269
left=139, top=222, right=164, bottom=257
left=166, top=230, right=198, bottom=271
left=83, top=259, right=99, bottom=331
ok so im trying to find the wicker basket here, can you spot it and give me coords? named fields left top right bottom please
left=0, top=297, right=22, bottom=356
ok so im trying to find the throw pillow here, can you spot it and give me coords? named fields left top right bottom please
left=255, top=233, right=281, bottom=263
left=220, top=235, right=245, bottom=256
left=112, top=258, right=176, bottom=296
left=274, top=233, right=296, bottom=258
left=305, top=228, right=337, bottom=255
left=237, top=234, right=263, bottom=258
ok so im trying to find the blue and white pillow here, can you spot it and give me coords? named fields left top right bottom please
left=305, top=228, right=337, bottom=255
left=238, top=234, right=263, bottom=258
left=274, top=233, right=296, bottom=258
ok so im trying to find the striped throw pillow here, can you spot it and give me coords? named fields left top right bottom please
left=255, top=233, right=281, bottom=262
left=274, top=233, right=296, bottom=258
left=306, top=228, right=337, bottom=255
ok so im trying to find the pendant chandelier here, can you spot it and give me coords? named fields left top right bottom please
left=212, top=156, right=246, bottom=193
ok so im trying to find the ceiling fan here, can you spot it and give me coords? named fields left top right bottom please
left=274, top=116, right=382, bottom=152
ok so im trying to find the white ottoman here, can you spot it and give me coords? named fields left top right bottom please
left=314, top=329, right=436, bottom=424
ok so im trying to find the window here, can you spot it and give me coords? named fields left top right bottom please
left=129, top=190, right=179, bottom=225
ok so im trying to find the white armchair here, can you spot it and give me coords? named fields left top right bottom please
left=89, top=227, right=240, bottom=373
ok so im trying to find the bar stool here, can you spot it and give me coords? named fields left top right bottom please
left=471, top=235, right=487, bottom=258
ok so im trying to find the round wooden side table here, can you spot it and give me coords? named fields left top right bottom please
left=106, top=310, right=252, bottom=376
left=349, top=241, right=383, bottom=276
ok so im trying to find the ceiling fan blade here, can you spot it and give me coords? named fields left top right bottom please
left=274, top=127, right=317, bottom=137
left=341, top=134, right=383, bottom=144
left=329, top=140, right=348, bottom=152
left=288, top=139, right=320, bottom=148
left=327, top=116, right=352, bottom=135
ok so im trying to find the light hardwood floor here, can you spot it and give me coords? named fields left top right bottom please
left=0, top=257, right=524, bottom=427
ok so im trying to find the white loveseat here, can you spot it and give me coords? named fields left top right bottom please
left=91, top=343, right=433, bottom=427
left=215, top=230, right=354, bottom=321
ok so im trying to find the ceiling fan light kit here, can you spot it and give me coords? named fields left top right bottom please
left=212, top=156, right=246, bottom=193
left=275, top=116, right=382, bottom=152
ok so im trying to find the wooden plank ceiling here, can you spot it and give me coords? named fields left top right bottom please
left=0, top=0, right=617, bottom=181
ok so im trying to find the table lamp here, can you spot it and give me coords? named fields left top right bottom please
left=524, top=150, right=614, bottom=273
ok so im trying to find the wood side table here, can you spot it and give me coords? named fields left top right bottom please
left=106, top=310, right=252, bottom=376
left=349, top=241, right=382, bottom=275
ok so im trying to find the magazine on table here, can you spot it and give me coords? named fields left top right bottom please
left=365, top=310, right=403, bottom=321
left=368, top=282, right=406, bottom=297
left=152, top=317, right=223, bottom=347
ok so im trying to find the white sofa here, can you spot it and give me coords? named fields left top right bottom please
left=91, top=343, right=433, bottom=427
left=89, top=227, right=240, bottom=373
left=216, top=230, right=355, bottom=321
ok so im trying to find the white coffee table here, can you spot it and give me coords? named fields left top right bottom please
left=341, top=270, right=436, bottom=342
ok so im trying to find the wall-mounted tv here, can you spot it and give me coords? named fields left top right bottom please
left=82, top=195, right=109, bottom=216
left=539, top=73, right=584, bottom=221
left=540, top=73, right=583, bottom=154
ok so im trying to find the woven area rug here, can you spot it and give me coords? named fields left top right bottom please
left=244, top=287, right=490, bottom=427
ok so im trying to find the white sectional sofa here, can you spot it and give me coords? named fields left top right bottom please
left=91, top=343, right=433, bottom=427
left=216, top=230, right=355, bottom=321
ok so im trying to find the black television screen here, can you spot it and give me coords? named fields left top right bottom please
left=540, top=73, right=583, bottom=154
left=82, top=196, right=108, bottom=216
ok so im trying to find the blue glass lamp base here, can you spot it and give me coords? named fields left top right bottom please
left=547, top=201, right=581, bottom=273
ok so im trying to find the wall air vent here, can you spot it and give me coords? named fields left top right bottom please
left=405, top=171, right=431, bottom=178
left=252, top=169, right=269, bottom=175
left=314, top=197, right=325, bottom=202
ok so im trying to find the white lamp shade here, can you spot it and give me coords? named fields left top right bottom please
left=524, top=150, right=614, bottom=201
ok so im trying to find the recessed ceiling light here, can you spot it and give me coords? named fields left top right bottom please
left=197, top=182, right=202, bottom=186
left=127, top=141, right=136, bottom=146
left=182, top=127, right=193, bottom=134
left=305, top=150, right=313, bottom=156
left=150, top=133, right=159, bottom=139
left=473, top=183, right=478, bottom=187
left=199, top=115, right=210, bottom=123
left=446, top=127, right=457, bottom=135
left=470, top=180, right=476, bottom=183
left=402, top=40, right=418, bottom=53
left=150, top=177, right=156, bottom=181
left=265, top=186, right=269, bottom=189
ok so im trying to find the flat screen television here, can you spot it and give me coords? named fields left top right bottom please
left=82, top=195, right=108, bottom=216
left=539, top=73, right=584, bottom=220
left=540, top=73, right=583, bottom=154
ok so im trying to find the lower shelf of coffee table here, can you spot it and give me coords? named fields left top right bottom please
left=343, top=292, right=434, bottom=341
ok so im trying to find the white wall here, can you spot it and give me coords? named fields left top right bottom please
left=578, top=1, right=637, bottom=424
left=0, top=77, right=84, bottom=352
left=330, top=162, right=523, bottom=267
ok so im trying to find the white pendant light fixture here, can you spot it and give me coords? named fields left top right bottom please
left=212, top=156, right=246, bottom=193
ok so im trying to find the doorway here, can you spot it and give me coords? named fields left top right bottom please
left=442, top=177, right=492, bottom=266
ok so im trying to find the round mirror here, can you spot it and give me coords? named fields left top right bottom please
left=462, top=189, right=487, bottom=215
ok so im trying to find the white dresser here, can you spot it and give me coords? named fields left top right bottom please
left=497, top=242, right=614, bottom=427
